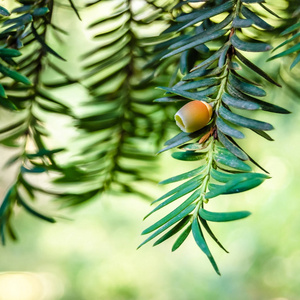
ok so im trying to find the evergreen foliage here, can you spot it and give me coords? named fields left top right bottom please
left=138, top=0, right=292, bottom=274
left=269, top=3, right=300, bottom=68
left=71, top=0, right=175, bottom=202
left=0, top=0, right=73, bottom=244
left=0, top=0, right=298, bottom=274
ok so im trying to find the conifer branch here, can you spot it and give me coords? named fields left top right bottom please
left=140, top=0, right=290, bottom=274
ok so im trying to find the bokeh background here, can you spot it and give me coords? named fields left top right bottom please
left=0, top=1, right=300, bottom=299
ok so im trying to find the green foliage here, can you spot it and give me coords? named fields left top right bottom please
left=68, top=0, right=171, bottom=202
left=269, top=6, right=300, bottom=68
left=0, top=0, right=298, bottom=275
left=0, top=0, right=75, bottom=244
left=139, top=0, right=291, bottom=274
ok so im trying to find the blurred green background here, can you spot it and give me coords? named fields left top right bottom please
left=0, top=1, right=300, bottom=299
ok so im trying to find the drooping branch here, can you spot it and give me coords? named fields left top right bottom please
left=140, top=0, right=290, bottom=275
left=68, top=0, right=187, bottom=204
left=0, top=0, right=78, bottom=244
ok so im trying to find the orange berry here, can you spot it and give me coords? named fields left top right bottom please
left=175, top=100, right=212, bottom=133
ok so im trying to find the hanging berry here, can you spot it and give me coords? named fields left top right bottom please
left=175, top=100, right=213, bottom=133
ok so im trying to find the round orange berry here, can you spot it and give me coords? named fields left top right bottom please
left=175, top=100, right=212, bottom=133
